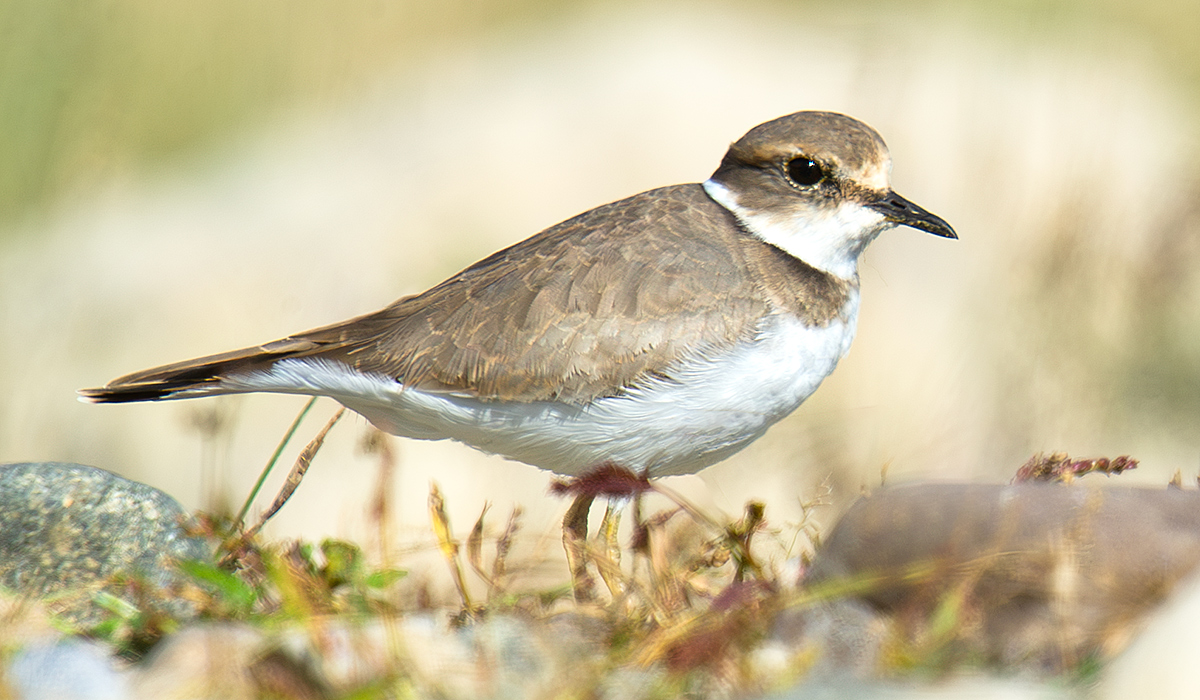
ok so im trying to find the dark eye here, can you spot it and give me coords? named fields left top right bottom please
left=786, top=157, right=824, bottom=186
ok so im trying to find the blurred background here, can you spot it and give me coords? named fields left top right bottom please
left=1, top=0, right=1198, bottom=592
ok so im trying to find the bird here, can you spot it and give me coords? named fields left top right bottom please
left=81, top=111, right=955, bottom=591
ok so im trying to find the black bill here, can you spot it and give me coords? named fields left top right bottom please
left=870, top=191, right=957, bottom=239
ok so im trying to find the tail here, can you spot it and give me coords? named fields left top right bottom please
left=79, top=337, right=324, bottom=403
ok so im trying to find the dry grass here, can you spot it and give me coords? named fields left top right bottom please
left=25, top=430, right=1160, bottom=697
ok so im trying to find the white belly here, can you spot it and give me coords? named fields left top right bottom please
left=234, top=305, right=858, bottom=477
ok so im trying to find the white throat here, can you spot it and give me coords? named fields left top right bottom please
left=703, top=179, right=886, bottom=280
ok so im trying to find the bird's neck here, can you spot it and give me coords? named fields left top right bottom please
left=702, top=179, right=883, bottom=281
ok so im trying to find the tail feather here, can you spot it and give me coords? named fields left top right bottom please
left=79, top=337, right=323, bottom=403
left=78, top=379, right=221, bottom=403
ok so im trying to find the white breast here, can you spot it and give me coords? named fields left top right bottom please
left=228, top=297, right=859, bottom=477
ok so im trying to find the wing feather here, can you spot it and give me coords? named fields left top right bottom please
left=82, top=183, right=851, bottom=405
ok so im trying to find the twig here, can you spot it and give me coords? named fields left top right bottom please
left=243, top=406, right=345, bottom=539
left=491, top=506, right=522, bottom=600
left=429, top=483, right=474, bottom=613
left=235, top=397, right=319, bottom=529
left=466, top=502, right=492, bottom=587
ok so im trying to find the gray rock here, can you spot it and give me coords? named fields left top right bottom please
left=1096, top=572, right=1200, bottom=700
left=129, top=623, right=266, bottom=700
left=767, top=676, right=1079, bottom=700
left=398, top=612, right=611, bottom=699
left=124, top=614, right=612, bottom=700
left=8, top=638, right=130, bottom=700
left=807, top=482, right=1200, bottom=672
left=0, top=462, right=209, bottom=627
left=767, top=599, right=888, bottom=679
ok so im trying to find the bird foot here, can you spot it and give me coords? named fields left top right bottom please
left=562, top=492, right=597, bottom=602
left=554, top=462, right=652, bottom=602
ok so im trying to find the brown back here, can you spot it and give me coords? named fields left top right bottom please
left=302, top=184, right=853, bottom=403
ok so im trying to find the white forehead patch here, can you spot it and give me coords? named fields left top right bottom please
left=856, top=154, right=892, bottom=191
